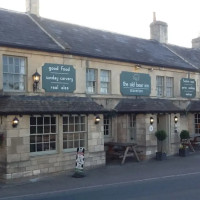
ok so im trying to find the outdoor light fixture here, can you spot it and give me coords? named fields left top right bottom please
left=95, top=115, right=100, bottom=124
left=12, top=117, right=19, bottom=128
left=150, top=117, right=154, bottom=125
left=32, top=70, right=41, bottom=92
left=174, top=116, right=178, bottom=124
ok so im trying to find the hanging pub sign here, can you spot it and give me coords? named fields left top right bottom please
left=180, top=78, right=196, bottom=98
left=120, top=71, right=151, bottom=96
left=42, top=63, right=76, bottom=92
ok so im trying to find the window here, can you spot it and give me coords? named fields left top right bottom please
left=194, top=114, right=200, bottom=134
left=86, top=68, right=97, bottom=93
left=3, top=55, right=26, bottom=91
left=104, top=115, right=112, bottom=137
left=156, top=76, right=164, bottom=97
left=100, top=70, right=110, bottom=94
left=63, top=115, right=87, bottom=150
left=166, top=77, right=174, bottom=97
left=30, top=116, right=56, bottom=153
left=128, top=114, right=136, bottom=141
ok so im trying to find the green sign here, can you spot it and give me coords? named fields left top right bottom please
left=120, top=71, right=151, bottom=96
left=42, top=63, right=76, bottom=92
left=180, top=78, right=196, bottom=98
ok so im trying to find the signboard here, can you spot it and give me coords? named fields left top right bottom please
left=120, top=71, right=151, bottom=96
left=42, top=63, right=76, bottom=92
left=180, top=78, right=196, bottom=98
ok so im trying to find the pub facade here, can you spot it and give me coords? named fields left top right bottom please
left=0, top=1, right=200, bottom=179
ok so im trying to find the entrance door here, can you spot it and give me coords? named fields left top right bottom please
left=157, top=114, right=170, bottom=154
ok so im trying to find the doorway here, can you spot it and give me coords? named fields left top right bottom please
left=157, top=114, right=171, bottom=154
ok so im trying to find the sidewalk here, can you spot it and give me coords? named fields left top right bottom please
left=1, top=152, right=200, bottom=199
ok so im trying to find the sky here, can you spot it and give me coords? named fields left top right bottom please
left=0, top=0, right=200, bottom=48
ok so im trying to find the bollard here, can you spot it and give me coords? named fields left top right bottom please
left=72, top=147, right=85, bottom=178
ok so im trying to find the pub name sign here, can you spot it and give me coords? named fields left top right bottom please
left=42, top=63, right=76, bottom=92
left=180, top=78, right=196, bottom=98
left=120, top=71, right=151, bottom=96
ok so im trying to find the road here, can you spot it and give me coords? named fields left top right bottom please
left=0, top=171, right=200, bottom=200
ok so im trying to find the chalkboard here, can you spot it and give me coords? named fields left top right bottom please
left=180, top=78, right=196, bottom=98
left=42, top=63, right=76, bottom=93
left=120, top=71, right=151, bottom=96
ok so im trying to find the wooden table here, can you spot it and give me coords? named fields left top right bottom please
left=190, top=134, right=200, bottom=150
left=104, top=142, right=140, bottom=164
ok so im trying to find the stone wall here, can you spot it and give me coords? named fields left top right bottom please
left=0, top=114, right=105, bottom=179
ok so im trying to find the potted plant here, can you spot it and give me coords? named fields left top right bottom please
left=155, top=130, right=167, bottom=160
left=179, top=130, right=190, bottom=157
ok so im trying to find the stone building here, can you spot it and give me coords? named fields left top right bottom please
left=0, top=0, right=200, bottom=179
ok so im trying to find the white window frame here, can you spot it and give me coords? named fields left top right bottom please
left=30, top=115, right=57, bottom=155
left=166, top=77, right=174, bottom=98
left=63, top=115, right=87, bottom=152
left=104, top=115, right=112, bottom=137
left=156, top=76, right=164, bottom=97
left=194, top=114, right=200, bottom=134
left=100, top=70, right=110, bottom=94
left=86, top=68, right=97, bottom=94
left=3, top=55, right=26, bottom=92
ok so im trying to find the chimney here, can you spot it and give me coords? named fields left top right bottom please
left=192, top=37, right=200, bottom=49
left=26, top=0, right=39, bottom=16
left=150, top=12, right=168, bottom=43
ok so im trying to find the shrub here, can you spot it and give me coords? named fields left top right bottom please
left=180, top=130, right=190, bottom=140
left=155, top=130, right=167, bottom=141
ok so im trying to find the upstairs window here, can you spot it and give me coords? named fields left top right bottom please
left=166, top=77, right=174, bottom=97
left=100, top=70, right=110, bottom=94
left=86, top=68, right=97, bottom=94
left=156, top=76, right=164, bottom=97
left=3, top=55, right=26, bottom=92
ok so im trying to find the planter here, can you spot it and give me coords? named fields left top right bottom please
left=179, top=148, right=189, bottom=157
left=156, top=152, right=167, bottom=161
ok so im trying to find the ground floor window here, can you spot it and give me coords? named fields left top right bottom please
left=128, top=114, right=136, bottom=141
left=63, top=115, right=87, bottom=150
left=30, top=116, right=56, bottom=153
left=104, top=115, right=112, bottom=137
left=194, top=114, right=200, bottom=133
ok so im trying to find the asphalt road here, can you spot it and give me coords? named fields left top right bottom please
left=1, top=171, right=200, bottom=200
left=1, top=153, right=200, bottom=200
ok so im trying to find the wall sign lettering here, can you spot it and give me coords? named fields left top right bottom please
left=42, top=63, right=76, bottom=92
left=180, top=78, right=196, bottom=98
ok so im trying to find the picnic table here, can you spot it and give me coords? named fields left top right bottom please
left=104, top=142, right=140, bottom=164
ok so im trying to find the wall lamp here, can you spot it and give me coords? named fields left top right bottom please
left=174, top=116, right=178, bottom=124
left=32, top=70, right=41, bottom=92
left=150, top=117, right=154, bottom=125
left=12, top=117, right=19, bottom=128
left=135, top=64, right=141, bottom=70
left=95, top=115, right=100, bottom=124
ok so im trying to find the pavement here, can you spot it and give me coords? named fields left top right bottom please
left=1, top=151, right=200, bottom=199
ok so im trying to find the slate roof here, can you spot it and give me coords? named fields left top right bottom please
left=37, top=17, right=196, bottom=71
left=0, top=95, right=107, bottom=115
left=114, top=98, right=183, bottom=113
left=0, top=9, right=199, bottom=72
left=186, top=101, right=200, bottom=112
left=166, top=44, right=200, bottom=70
left=0, top=9, right=64, bottom=53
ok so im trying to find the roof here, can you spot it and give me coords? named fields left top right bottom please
left=166, top=44, right=200, bottom=70
left=0, top=9, right=65, bottom=53
left=114, top=98, right=183, bottom=114
left=0, top=95, right=107, bottom=115
left=38, top=17, right=197, bottom=71
left=0, top=9, right=199, bottom=72
left=186, top=101, right=200, bottom=112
